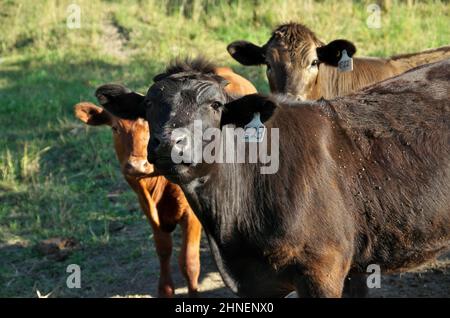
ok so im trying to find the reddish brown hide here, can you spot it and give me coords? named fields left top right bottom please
left=74, top=67, right=256, bottom=297
left=215, top=66, right=257, bottom=95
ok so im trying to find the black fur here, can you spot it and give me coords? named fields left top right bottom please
left=221, top=94, right=278, bottom=127
left=153, top=56, right=217, bottom=82
left=227, top=40, right=266, bottom=66
left=316, top=39, right=357, bottom=66
left=95, top=84, right=145, bottom=119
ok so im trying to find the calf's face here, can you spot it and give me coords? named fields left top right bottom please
left=145, top=74, right=229, bottom=183
left=265, top=39, right=321, bottom=100
left=74, top=102, right=153, bottom=178
left=228, top=29, right=356, bottom=100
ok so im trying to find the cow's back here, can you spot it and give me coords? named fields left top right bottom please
left=331, top=59, right=450, bottom=271
left=317, top=57, right=400, bottom=99
left=214, top=67, right=258, bottom=95
left=316, top=48, right=450, bottom=100
left=389, top=45, right=450, bottom=73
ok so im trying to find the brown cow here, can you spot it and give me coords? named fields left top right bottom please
left=97, top=57, right=450, bottom=297
left=227, top=22, right=450, bottom=100
left=74, top=66, right=256, bottom=297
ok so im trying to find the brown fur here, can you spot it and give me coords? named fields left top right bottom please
left=235, top=59, right=449, bottom=296
left=270, top=22, right=324, bottom=61
left=320, top=60, right=450, bottom=273
left=215, top=67, right=257, bottom=95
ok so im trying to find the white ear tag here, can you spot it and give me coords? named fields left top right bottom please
left=243, top=112, right=266, bottom=143
left=338, top=49, right=353, bottom=72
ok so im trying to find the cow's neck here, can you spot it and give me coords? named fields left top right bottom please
left=182, top=162, right=267, bottom=241
left=315, top=58, right=396, bottom=99
left=178, top=163, right=262, bottom=293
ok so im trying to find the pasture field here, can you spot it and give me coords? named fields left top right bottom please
left=0, top=0, right=449, bottom=297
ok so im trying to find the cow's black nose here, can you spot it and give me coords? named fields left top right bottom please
left=148, top=131, right=191, bottom=164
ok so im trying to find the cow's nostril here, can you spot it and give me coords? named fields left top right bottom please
left=125, top=162, right=133, bottom=171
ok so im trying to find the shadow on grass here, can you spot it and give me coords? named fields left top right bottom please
left=0, top=57, right=159, bottom=133
left=0, top=55, right=268, bottom=142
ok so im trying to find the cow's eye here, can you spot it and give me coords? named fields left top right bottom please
left=111, top=126, right=119, bottom=133
left=311, top=59, right=320, bottom=67
left=211, top=101, right=222, bottom=110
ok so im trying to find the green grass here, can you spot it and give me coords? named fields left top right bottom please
left=0, top=0, right=449, bottom=297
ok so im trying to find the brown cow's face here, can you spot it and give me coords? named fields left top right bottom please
left=74, top=103, right=153, bottom=178
left=111, top=116, right=153, bottom=178
left=264, top=40, right=321, bottom=100
left=227, top=23, right=356, bottom=100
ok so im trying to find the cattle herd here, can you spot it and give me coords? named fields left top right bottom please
left=74, top=23, right=450, bottom=298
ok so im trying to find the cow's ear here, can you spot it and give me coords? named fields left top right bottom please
left=95, top=84, right=146, bottom=119
left=74, top=102, right=111, bottom=126
left=221, top=94, right=278, bottom=128
left=227, top=41, right=266, bottom=66
left=316, top=39, right=356, bottom=67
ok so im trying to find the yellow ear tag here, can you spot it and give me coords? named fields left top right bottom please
left=244, top=112, right=266, bottom=143
left=338, top=49, right=353, bottom=73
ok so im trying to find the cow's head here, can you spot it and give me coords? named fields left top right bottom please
left=227, top=23, right=356, bottom=100
left=74, top=86, right=152, bottom=178
left=96, top=69, right=276, bottom=184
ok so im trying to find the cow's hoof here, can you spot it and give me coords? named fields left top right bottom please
left=188, top=289, right=199, bottom=298
left=158, top=285, right=175, bottom=298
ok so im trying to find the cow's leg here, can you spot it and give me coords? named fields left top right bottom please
left=153, top=228, right=175, bottom=297
left=294, top=250, right=350, bottom=298
left=137, top=194, right=175, bottom=298
left=178, top=210, right=202, bottom=297
left=343, top=273, right=369, bottom=298
left=294, top=273, right=346, bottom=298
